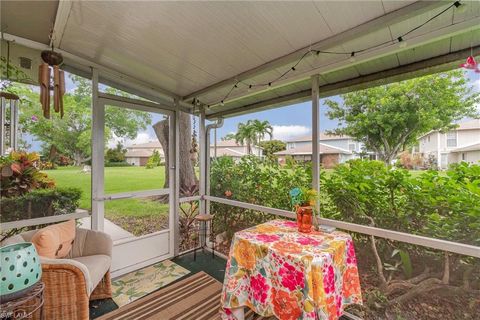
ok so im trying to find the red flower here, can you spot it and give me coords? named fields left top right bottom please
left=249, top=274, right=269, bottom=304
left=225, top=190, right=232, bottom=197
left=279, top=262, right=304, bottom=291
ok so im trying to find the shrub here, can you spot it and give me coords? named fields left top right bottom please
left=146, top=150, right=162, bottom=169
left=106, top=143, right=127, bottom=163
left=1, top=187, right=82, bottom=223
left=210, top=155, right=311, bottom=240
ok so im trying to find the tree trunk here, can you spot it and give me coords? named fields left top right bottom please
left=153, top=112, right=198, bottom=194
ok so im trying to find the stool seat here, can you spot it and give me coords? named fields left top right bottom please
left=194, top=214, right=214, bottom=221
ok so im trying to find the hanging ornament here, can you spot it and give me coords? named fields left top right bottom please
left=190, top=116, right=199, bottom=162
left=460, top=55, right=479, bottom=72
left=38, top=29, right=65, bottom=119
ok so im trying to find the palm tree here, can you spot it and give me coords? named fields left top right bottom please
left=251, top=119, right=273, bottom=144
left=235, top=121, right=257, bottom=154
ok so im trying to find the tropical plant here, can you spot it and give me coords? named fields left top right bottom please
left=234, top=119, right=274, bottom=154
left=0, top=151, right=55, bottom=197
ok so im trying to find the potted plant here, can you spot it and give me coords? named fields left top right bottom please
left=289, top=187, right=317, bottom=233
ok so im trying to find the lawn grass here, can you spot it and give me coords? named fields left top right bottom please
left=44, top=166, right=169, bottom=218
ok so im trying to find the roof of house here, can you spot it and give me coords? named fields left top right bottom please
left=125, top=150, right=154, bottom=158
left=127, top=141, right=162, bottom=149
left=274, top=143, right=351, bottom=156
left=210, top=147, right=246, bottom=157
left=285, top=133, right=352, bottom=143
left=420, top=119, right=480, bottom=139
left=214, top=139, right=262, bottom=149
left=456, top=119, right=480, bottom=130
left=451, top=143, right=480, bottom=153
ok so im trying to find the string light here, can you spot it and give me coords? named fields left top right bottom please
left=198, top=1, right=463, bottom=108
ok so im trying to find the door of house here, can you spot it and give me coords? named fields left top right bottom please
left=91, top=97, right=177, bottom=277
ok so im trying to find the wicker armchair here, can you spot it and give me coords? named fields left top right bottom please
left=2, top=228, right=113, bottom=320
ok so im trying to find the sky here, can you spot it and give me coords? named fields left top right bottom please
left=23, top=69, right=480, bottom=151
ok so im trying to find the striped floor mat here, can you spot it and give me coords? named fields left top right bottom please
left=98, top=271, right=275, bottom=320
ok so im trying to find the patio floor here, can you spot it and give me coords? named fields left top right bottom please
left=89, top=250, right=227, bottom=319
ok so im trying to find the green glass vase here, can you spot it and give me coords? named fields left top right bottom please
left=0, top=242, right=42, bottom=303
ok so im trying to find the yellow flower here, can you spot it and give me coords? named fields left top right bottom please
left=233, top=239, right=256, bottom=270
left=251, top=224, right=278, bottom=234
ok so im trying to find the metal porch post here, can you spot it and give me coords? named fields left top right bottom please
left=311, top=75, right=320, bottom=212
left=199, top=106, right=207, bottom=215
left=91, top=68, right=105, bottom=231
left=170, top=105, right=180, bottom=256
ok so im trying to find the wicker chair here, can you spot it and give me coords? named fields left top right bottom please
left=2, top=228, right=113, bottom=320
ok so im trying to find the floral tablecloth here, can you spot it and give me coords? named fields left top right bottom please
left=221, top=220, right=362, bottom=320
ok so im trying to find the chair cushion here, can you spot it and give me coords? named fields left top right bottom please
left=31, top=220, right=76, bottom=259
left=72, top=254, right=111, bottom=293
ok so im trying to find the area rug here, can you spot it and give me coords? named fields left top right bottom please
left=99, top=271, right=223, bottom=320
left=111, top=260, right=190, bottom=307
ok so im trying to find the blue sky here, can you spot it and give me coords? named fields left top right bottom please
left=24, top=70, right=480, bottom=151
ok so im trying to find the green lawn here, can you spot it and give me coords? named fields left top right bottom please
left=45, top=166, right=168, bottom=218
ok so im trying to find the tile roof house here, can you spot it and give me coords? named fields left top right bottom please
left=125, top=141, right=164, bottom=166
left=210, top=140, right=263, bottom=160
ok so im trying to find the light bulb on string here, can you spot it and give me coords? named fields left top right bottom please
left=398, top=36, right=407, bottom=48
left=247, top=84, right=253, bottom=92
left=349, top=52, right=356, bottom=63
left=454, top=1, right=467, bottom=14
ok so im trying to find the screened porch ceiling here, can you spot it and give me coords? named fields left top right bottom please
left=1, top=0, right=480, bottom=118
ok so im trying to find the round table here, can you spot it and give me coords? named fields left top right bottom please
left=0, top=282, right=45, bottom=320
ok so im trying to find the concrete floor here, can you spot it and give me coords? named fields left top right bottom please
left=78, top=217, right=134, bottom=241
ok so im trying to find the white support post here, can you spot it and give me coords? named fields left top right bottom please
left=0, top=98, right=5, bottom=155
left=311, top=75, right=320, bottom=211
left=199, top=106, right=206, bottom=215
left=9, top=99, right=15, bottom=150
left=170, top=107, right=180, bottom=256
left=91, top=68, right=105, bottom=231
left=12, top=99, right=19, bottom=150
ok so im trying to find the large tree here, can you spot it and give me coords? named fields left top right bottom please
left=325, top=70, right=479, bottom=164
left=10, top=76, right=151, bottom=165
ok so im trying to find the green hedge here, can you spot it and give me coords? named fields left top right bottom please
left=105, top=161, right=132, bottom=167
left=0, top=187, right=82, bottom=223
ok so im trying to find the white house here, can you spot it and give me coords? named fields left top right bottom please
left=285, top=133, right=365, bottom=154
left=418, top=119, right=480, bottom=169
left=275, top=133, right=368, bottom=167
left=210, top=139, right=263, bottom=160
left=125, top=141, right=164, bottom=166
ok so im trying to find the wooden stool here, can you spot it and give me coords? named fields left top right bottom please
left=193, top=214, right=215, bottom=260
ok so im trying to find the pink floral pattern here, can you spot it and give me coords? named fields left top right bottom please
left=279, top=262, right=305, bottom=291
left=221, top=220, right=362, bottom=320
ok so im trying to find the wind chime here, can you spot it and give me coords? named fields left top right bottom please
left=38, top=30, right=65, bottom=119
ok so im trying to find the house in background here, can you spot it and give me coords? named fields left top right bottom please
left=275, top=133, right=368, bottom=168
left=285, top=133, right=364, bottom=154
left=210, top=139, right=263, bottom=161
left=274, top=143, right=352, bottom=168
left=125, top=141, right=164, bottom=166
left=418, top=119, right=480, bottom=169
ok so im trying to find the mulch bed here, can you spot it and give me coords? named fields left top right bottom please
left=106, top=215, right=168, bottom=236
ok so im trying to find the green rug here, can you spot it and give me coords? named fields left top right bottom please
left=111, top=260, right=190, bottom=307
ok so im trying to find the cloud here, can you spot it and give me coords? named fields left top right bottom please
left=108, top=132, right=154, bottom=148
left=271, top=125, right=311, bottom=141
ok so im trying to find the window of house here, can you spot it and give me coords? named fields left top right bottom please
left=462, top=153, right=466, bottom=161
left=427, top=136, right=430, bottom=142
left=348, top=143, right=356, bottom=151
left=446, top=131, right=457, bottom=147
left=288, top=143, right=295, bottom=149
